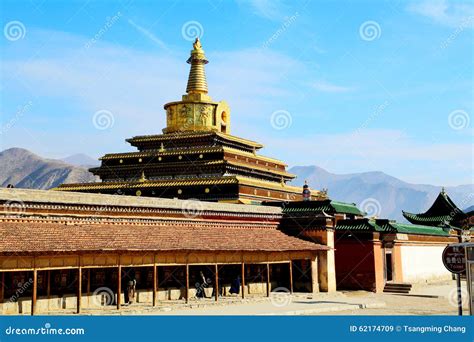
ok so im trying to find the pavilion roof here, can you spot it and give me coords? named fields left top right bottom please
left=402, top=190, right=467, bottom=227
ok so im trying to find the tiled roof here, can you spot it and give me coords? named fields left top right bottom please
left=0, top=188, right=282, bottom=215
left=278, top=200, right=364, bottom=216
left=402, top=211, right=451, bottom=225
left=335, top=218, right=451, bottom=237
left=0, top=220, right=327, bottom=253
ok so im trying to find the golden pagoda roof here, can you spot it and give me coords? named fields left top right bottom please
left=55, top=176, right=239, bottom=191
left=126, top=131, right=263, bottom=149
left=222, top=146, right=287, bottom=166
left=55, top=175, right=322, bottom=197
left=90, top=160, right=225, bottom=173
left=99, top=146, right=223, bottom=160
left=226, top=159, right=294, bottom=178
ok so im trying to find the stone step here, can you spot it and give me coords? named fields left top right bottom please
left=383, top=282, right=412, bottom=294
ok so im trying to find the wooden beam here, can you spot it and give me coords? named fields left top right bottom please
left=241, top=262, right=245, bottom=299
left=152, top=264, right=157, bottom=307
left=266, top=263, right=270, bottom=297
left=185, top=264, right=189, bottom=303
left=31, top=269, right=37, bottom=316
left=214, top=264, right=218, bottom=302
left=289, top=260, right=293, bottom=294
left=77, top=267, right=82, bottom=314
left=117, top=265, right=121, bottom=310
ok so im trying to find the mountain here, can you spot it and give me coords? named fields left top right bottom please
left=289, top=165, right=474, bottom=222
left=0, top=148, right=97, bottom=189
left=61, top=153, right=99, bottom=168
left=464, top=205, right=474, bottom=213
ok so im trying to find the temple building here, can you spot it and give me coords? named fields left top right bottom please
left=55, top=38, right=325, bottom=204
left=0, top=39, right=334, bottom=315
left=1, top=39, right=470, bottom=315
left=0, top=188, right=330, bottom=315
left=269, top=191, right=472, bottom=294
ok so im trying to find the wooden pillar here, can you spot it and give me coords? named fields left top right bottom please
left=214, top=264, right=218, bottom=301
left=0, top=272, right=4, bottom=315
left=46, top=270, right=51, bottom=299
left=31, top=269, right=37, bottom=316
left=185, top=265, right=189, bottom=303
left=152, top=264, right=157, bottom=307
left=289, top=261, right=294, bottom=294
left=1, top=272, right=4, bottom=304
left=266, top=263, right=270, bottom=297
left=241, top=263, right=245, bottom=299
left=311, top=256, right=319, bottom=293
left=77, top=267, right=82, bottom=314
left=117, top=265, right=122, bottom=310
left=86, top=269, right=90, bottom=307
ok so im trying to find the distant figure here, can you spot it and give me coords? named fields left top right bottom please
left=126, top=279, right=136, bottom=304
left=6, top=184, right=14, bottom=188
left=196, top=271, right=209, bottom=298
left=229, top=276, right=241, bottom=295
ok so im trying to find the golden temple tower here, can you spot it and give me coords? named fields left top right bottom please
left=56, top=38, right=327, bottom=203
left=163, top=38, right=231, bottom=134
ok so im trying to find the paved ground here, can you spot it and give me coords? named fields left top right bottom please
left=47, top=280, right=469, bottom=316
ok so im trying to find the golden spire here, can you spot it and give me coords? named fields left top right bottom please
left=186, top=38, right=209, bottom=94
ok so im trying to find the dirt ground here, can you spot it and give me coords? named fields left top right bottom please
left=45, top=279, right=470, bottom=316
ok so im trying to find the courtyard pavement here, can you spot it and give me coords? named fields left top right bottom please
left=43, top=280, right=469, bottom=316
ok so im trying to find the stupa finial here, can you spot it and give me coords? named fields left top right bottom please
left=193, top=37, right=202, bottom=51
left=186, top=38, right=209, bottom=94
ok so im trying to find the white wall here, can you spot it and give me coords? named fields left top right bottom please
left=400, top=245, right=451, bottom=283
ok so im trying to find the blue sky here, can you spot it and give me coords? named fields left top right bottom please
left=0, top=0, right=472, bottom=185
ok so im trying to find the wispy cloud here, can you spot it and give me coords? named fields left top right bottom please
left=407, top=0, right=474, bottom=28
left=262, top=129, right=473, bottom=185
left=1, top=29, right=306, bottom=157
left=310, top=81, right=354, bottom=93
left=240, top=0, right=288, bottom=21
left=127, top=19, right=170, bottom=51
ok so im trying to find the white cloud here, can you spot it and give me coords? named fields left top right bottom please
left=127, top=19, right=170, bottom=51
left=310, top=81, right=354, bottom=93
left=239, top=0, right=288, bottom=21
left=407, top=0, right=474, bottom=28
left=260, top=129, right=473, bottom=185
left=1, top=29, right=307, bottom=155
